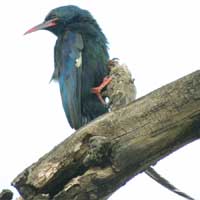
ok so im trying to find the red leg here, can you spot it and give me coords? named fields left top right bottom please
left=91, top=76, right=112, bottom=104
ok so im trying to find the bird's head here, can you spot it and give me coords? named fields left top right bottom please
left=24, top=5, right=95, bottom=36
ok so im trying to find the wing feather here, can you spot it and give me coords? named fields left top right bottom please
left=54, top=31, right=83, bottom=129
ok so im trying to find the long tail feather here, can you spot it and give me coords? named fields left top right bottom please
left=145, top=167, right=195, bottom=200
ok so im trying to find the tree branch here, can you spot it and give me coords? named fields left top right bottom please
left=12, top=70, right=200, bottom=200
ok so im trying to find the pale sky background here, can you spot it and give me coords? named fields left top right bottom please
left=0, top=0, right=199, bottom=199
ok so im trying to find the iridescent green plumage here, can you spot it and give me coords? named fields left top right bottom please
left=25, top=5, right=109, bottom=129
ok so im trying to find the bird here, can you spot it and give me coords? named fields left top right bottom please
left=24, top=5, right=111, bottom=129
left=24, top=7, right=195, bottom=200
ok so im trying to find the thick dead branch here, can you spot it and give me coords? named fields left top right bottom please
left=12, top=70, right=200, bottom=200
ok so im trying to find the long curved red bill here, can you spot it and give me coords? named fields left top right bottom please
left=24, top=18, right=58, bottom=35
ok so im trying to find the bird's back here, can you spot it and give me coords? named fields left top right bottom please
left=81, top=30, right=109, bottom=123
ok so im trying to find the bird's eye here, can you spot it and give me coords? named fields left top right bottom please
left=45, top=14, right=57, bottom=21
left=51, top=14, right=57, bottom=19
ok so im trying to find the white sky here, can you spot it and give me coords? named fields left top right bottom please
left=0, top=0, right=199, bottom=199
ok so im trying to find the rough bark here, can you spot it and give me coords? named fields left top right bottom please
left=12, top=70, right=200, bottom=200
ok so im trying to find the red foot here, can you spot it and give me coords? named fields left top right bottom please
left=91, top=76, right=112, bottom=104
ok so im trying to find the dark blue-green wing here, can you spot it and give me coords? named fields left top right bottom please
left=54, top=31, right=83, bottom=129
